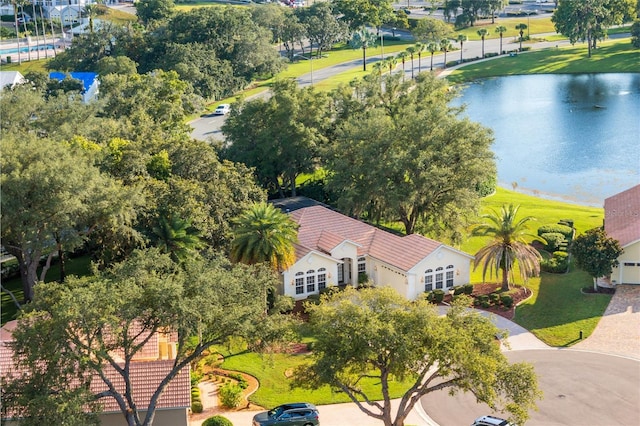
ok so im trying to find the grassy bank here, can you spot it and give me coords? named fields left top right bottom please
left=446, top=37, right=640, bottom=83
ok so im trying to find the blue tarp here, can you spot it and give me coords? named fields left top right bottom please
left=49, top=71, right=97, bottom=93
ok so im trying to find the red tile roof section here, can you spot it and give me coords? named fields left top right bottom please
left=290, top=206, right=443, bottom=271
left=1, top=321, right=190, bottom=414
left=604, top=184, right=640, bottom=247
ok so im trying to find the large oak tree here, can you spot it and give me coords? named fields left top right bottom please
left=297, top=287, right=541, bottom=426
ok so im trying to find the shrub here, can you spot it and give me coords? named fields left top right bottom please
left=427, top=289, right=445, bottom=303
left=191, top=401, right=203, bottom=413
left=540, top=232, right=566, bottom=252
left=500, top=295, right=514, bottom=308
left=219, top=384, right=243, bottom=408
left=191, top=370, right=204, bottom=386
left=538, top=224, right=573, bottom=240
left=453, top=286, right=465, bottom=295
left=541, top=251, right=570, bottom=273
left=559, top=219, right=574, bottom=228
left=203, top=416, right=234, bottom=426
left=477, top=294, right=489, bottom=304
left=480, top=300, right=491, bottom=308
left=191, top=387, right=201, bottom=398
left=358, top=272, right=369, bottom=284
left=463, top=284, right=474, bottom=295
left=488, top=293, right=500, bottom=304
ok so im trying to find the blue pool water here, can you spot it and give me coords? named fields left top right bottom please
left=0, top=44, right=56, bottom=55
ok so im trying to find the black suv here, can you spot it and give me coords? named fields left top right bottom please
left=252, top=402, right=320, bottom=426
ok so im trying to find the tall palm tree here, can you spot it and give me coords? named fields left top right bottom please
left=230, top=202, right=298, bottom=272
left=440, top=38, right=452, bottom=68
left=350, top=28, right=378, bottom=72
left=477, top=28, right=488, bottom=58
left=152, top=215, right=204, bottom=264
left=495, top=25, right=507, bottom=55
left=414, top=42, right=424, bottom=73
left=515, top=23, right=527, bottom=51
left=427, top=41, right=438, bottom=71
left=405, top=45, right=416, bottom=79
left=385, top=55, right=397, bottom=76
left=456, top=34, right=467, bottom=63
left=396, top=51, right=409, bottom=81
left=12, top=0, right=21, bottom=64
left=472, top=204, right=542, bottom=291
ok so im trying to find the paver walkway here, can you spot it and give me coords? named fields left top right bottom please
left=572, top=284, right=640, bottom=360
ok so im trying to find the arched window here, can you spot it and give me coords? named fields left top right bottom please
left=318, top=268, right=327, bottom=291
left=424, top=268, right=434, bottom=292
left=435, top=266, right=444, bottom=289
left=446, top=265, right=455, bottom=287
left=306, top=269, right=316, bottom=293
left=295, top=272, right=304, bottom=295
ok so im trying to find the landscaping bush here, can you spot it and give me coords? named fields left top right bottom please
left=476, top=294, right=489, bottom=304
left=480, top=300, right=491, bottom=308
left=540, top=232, right=566, bottom=252
left=559, top=219, right=574, bottom=228
left=500, top=295, right=514, bottom=308
left=191, top=401, right=204, bottom=413
left=453, top=285, right=465, bottom=295
left=463, top=284, right=474, bottom=295
left=219, top=384, right=243, bottom=408
left=426, top=289, right=445, bottom=303
left=488, top=293, right=500, bottom=304
left=358, top=272, right=369, bottom=284
left=203, top=416, right=234, bottom=426
left=538, top=224, right=573, bottom=240
left=541, top=251, right=570, bottom=273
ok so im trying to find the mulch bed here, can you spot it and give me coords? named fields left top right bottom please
left=460, top=282, right=532, bottom=321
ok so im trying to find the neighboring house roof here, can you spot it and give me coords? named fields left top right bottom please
left=0, top=320, right=190, bottom=416
left=0, top=71, right=25, bottom=89
left=604, top=184, right=640, bottom=247
left=289, top=204, right=454, bottom=271
left=49, top=71, right=98, bottom=94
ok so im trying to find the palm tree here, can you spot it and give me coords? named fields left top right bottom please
left=515, top=23, right=527, bottom=51
left=230, top=202, right=298, bottom=272
left=440, top=38, right=452, bottom=68
left=350, top=28, right=378, bottom=72
left=152, top=215, right=204, bottom=264
left=495, top=25, right=507, bottom=55
left=472, top=204, right=542, bottom=291
left=477, top=28, right=488, bottom=58
left=12, top=0, right=21, bottom=64
left=405, top=46, right=416, bottom=79
left=414, top=42, right=424, bottom=73
left=385, top=56, right=398, bottom=76
left=456, top=34, right=467, bottom=63
left=396, top=51, right=409, bottom=81
left=427, top=41, right=438, bottom=71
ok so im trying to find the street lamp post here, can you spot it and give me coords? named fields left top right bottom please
left=380, top=29, right=384, bottom=60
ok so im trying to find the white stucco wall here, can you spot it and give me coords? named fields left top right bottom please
left=612, top=240, right=640, bottom=285
left=282, top=252, right=339, bottom=300
left=408, top=247, right=472, bottom=300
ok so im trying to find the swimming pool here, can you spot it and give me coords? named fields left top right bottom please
left=0, top=44, right=56, bottom=55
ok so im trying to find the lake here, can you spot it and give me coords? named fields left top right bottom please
left=453, top=73, right=640, bottom=206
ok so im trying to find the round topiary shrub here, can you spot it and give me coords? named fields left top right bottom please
left=219, top=383, right=243, bottom=409
left=202, top=416, right=233, bottom=426
left=500, top=295, right=514, bottom=308
left=538, top=224, right=573, bottom=240
left=191, top=401, right=204, bottom=413
left=453, top=286, right=465, bottom=295
left=463, top=284, right=474, bottom=295
left=427, top=289, right=445, bottom=303
left=540, top=232, right=566, bottom=253
left=488, top=293, right=501, bottom=304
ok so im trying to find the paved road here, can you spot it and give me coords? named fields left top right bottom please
left=422, top=349, right=640, bottom=426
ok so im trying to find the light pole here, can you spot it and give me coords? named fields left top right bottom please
left=380, top=28, right=384, bottom=60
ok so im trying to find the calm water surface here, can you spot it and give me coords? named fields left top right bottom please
left=453, top=73, right=640, bottom=206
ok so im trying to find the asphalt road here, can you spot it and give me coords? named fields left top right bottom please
left=421, top=349, right=640, bottom=426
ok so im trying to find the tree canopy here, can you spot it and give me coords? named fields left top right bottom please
left=326, top=72, right=496, bottom=241
left=2, top=250, right=293, bottom=425
left=570, top=227, right=624, bottom=290
left=297, top=287, right=541, bottom=426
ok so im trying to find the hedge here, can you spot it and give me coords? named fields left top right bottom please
left=219, top=384, right=243, bottom=409
left=538, top=224, right=574, bottom=240
left=540, top=232, right=566, bottom=252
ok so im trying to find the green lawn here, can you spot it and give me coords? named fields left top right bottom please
left=215, top=346, right=416, bottom=408
left=446, top=38, right=640, bottom=83
left=454, top=16, right=557, bottom=41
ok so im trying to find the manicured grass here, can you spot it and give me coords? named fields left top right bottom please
left=99, top=4, right=137, bottom=24
left=217, top=347, right=416, bottom=408
left=454, top=16, right=556, bottom=41
left=446, top=38, right=640, bottom=83
left=514, top=266, right=612, bottom=347
left=1, top=255, right=92, bottom=325
left=457, top=187, right=607, bottom=347
left=0, top=58, right=50, bottom=74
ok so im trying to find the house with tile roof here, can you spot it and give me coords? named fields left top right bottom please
left=604, top=184, right=640, bottom=285
left=0, top=320, right=190, bottom=426
left=272, top=197, right=473, bottom=301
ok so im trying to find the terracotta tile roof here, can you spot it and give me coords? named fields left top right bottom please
left=604, top=184, right=640, bottom=247
left=0, top=321, right=190, bottom=415
left=290, top=206, right=444, bottom=271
